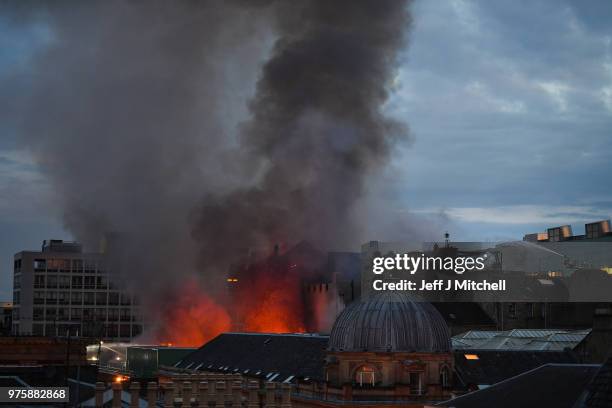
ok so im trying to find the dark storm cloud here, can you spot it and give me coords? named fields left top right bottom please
left=383, top=0, right=612, bottom=239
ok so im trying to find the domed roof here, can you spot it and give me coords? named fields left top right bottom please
left=328, top=292, right=451, bottom=353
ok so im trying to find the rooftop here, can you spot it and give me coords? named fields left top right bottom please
left=440, top=363, right=600, bottom=408
left=172, top=333, right=329, bottom=383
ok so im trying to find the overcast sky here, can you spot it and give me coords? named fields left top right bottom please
left=1, top=0, right=612, bottom=300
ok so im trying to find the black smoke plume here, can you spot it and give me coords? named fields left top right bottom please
left=193, top=0, right=411, bottom=266
left=3, top=0, right=412, bottom=336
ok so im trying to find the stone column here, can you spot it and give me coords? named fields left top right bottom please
left=247, top=381, right=259, bottom=408
left=265, top=382, right=276, bottom=408
left=232, top=380, right=242, bottom=407
left=198, top=381, right=209, bottom=408
left=280, top=383, right=291, bottom=408
left=129, top=382, right=140, bottom=408
left=216, top=381, right=226, bottom=407
left=208, top=378, right=217, bottom=407
left=111, top=382, right=122, bottom=408
left=183, top=382, right=193, bottom=407
left=95, top=382, right=105, bottom=407
left=163, top=383, right=175, bottom=408
left=147, top=382, right=158, bottom=408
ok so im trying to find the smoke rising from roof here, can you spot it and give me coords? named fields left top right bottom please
left=4, top=0, right=413, bottom=336
left=193, top=0, right=412, bottom=267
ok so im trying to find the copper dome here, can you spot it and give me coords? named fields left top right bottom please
left=328, top=292, right=451, bottom=352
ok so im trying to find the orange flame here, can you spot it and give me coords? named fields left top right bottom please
left=156, top=280, right=231, bottom=347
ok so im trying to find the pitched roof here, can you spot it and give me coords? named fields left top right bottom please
left=454, top=350, right=580, bottom=387
left=452, top=328, right=590, bottom=351
left=440, top=364, right=600, bottom=408
left=585, top=356, right=612, bottom=407
left=432, top=302, right=496, bottom=328
left=173, top=333, right=328, bottom=382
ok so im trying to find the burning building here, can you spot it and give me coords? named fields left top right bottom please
left=170, top=292, right=455, bottom=407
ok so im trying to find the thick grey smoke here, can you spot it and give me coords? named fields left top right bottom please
left=193, top=0, right=412, bottom=264
left=4, top=1, right=273, bottom=292
left=4, top=0, right=412, bottom=337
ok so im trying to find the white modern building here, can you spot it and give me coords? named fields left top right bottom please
left=12, top=239, right=143, bottom=341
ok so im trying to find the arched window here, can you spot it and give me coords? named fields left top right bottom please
left=355, top=365, right=377, bottom=386
left=440, top=365, right=451, bottom=387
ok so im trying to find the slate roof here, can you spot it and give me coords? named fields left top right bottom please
left=173, top=333, right=328, bottom=382
left=439, top=364, right=600, bottom=408
left=432, top=302, right=496, bottom=328
left=585, top=357, right=612, bottom=407
left=452, top=328, right=590, bottom=351
left=454, top=350, right=580, bottom=387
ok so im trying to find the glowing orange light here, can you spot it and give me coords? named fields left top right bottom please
left=464, top=354, right=479, bottom=360
left=153, top=278, right=231, bottom=347
left=114, top=375, right=128, bottom=383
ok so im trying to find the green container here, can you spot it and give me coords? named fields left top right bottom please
left=127, top=346, right=197, bottom=378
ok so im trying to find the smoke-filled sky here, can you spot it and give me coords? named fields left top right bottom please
left=2, top=0, right=612, bottom=301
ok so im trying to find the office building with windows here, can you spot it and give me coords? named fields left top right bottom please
left=12, top=239, right=143, bottom=341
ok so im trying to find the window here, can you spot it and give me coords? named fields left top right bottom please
left=72, top=276, right=83, bottom=289
left=71, top=308, right=82, bottom=321
left=108, top=308, right=119, bottom=321
left=107, top=324, right=118, bottom=337
left=46, top=308, right=57, bottom=319
left=120, top=308, right=131, bottom=322
left=508, top=303, right=517, bottom=319
left=34, top=291, right=45, bottom=305
left=71, top=292, right=82, bottom=305
left=108, top=293, right=119, bottom=305
left=120, top=294, right=131, bottom=306
left=120, top=324, right=131, bottom=338
left=58, top=292, right=70, bottom=305
left=47, top=258, right=62, bottom=271
left=440, top=365, right=451, bottom=387
left=59, top=259, right=70, bottom=272
left=84, top=276, right=96, bottom=289
left=59, top=275, right=71, bottom=289
left=526, top=303, right=535, bottom=318
left=33, top=324, right=44, bottom=335
left=409, top=372, right=422, bottom=395
left=96, top=276, right=107, bottom=289
left=46, top=291, right=58, bottom=305
left=355, top=365, right=377, bottom=386
left=32, top=307, right=45, bottom=321
left=84, top=260, right=96, bottom=273
left=95, top=308, right=107, bottom=320
left=34, top=259, right=46, bottom=271
left=46, top=275, right=58, bottom=289
left=72, top=259, right=83, bottom=272
left=13, top=275, right=21, bottom=289
left=82, top=308, right=94, bottom=321
left=34, top=275, right=45, bottom=288
left=13, top=291, right=20, bottom=305
left=96, top=292, right=107, bottom=305
left=58, top=308, right=69, bottom=320
left=84, top=292, right=94, bottom=305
